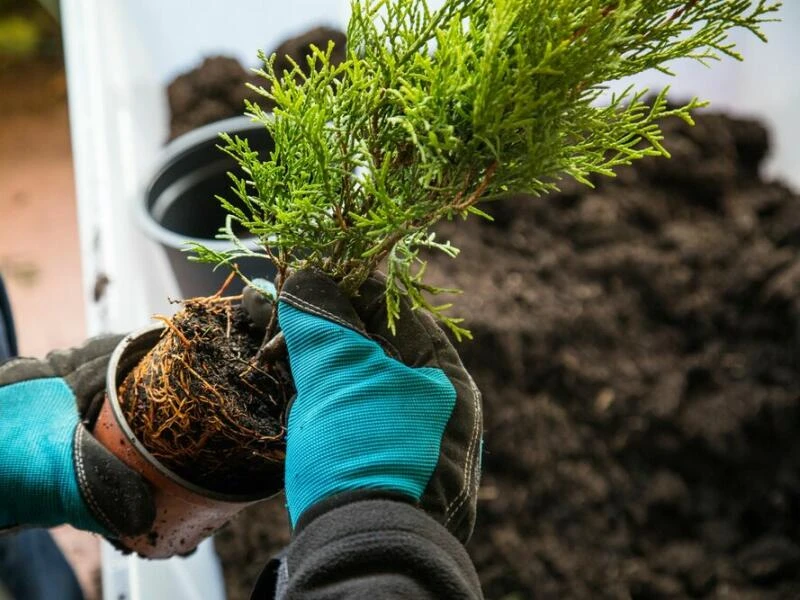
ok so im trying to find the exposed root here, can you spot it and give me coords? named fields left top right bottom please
left=153, top=315, right=191, bottom=349
left=119, top=294, right=290, bottom=493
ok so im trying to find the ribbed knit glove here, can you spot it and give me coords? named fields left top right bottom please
left=0, top=336, right=155, bottom=537
left=245, top=271, right=483, bottom=542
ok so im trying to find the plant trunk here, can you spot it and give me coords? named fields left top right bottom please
left=117, top=296, right=291, bottom=495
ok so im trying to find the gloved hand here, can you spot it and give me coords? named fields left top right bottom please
left=244, top=271, right=483, bottom=542
left=0, top=336, right=155, bottom=537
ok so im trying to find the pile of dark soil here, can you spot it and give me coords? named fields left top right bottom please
left=167, top=56, right=262, bottom=141
left=215, top=110, right=800, bottom=599
left=166, top=27, right=346, bottom=140
left=269, top=26, right=346, bottom=84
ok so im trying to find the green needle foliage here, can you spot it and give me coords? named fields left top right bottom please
left=191, top=0, right=780, bottom=340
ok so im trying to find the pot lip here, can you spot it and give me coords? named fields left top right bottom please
left=138, top=114, right=270, bottom=251
left=106, top=323, right=279, bottom=503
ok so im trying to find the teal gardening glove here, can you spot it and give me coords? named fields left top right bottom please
left=0, top=336, right=155, bottom=537
left=247, top=271, right=483, bottom=542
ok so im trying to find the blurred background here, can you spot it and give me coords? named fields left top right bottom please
left=0, top=1, right=797, bottom=599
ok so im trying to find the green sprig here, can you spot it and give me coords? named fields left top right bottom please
left=193, top=0, right=780, bottom=338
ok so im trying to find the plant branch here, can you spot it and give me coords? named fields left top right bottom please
left=193, top=0, right=781, bottom=337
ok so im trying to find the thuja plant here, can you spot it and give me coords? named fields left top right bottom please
left=196, top=0, right=780, bottom=340
left=121, top=0, right=779, bottom=493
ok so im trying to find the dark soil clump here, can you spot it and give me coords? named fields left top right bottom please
left=166, top=27, right=346, bottom=141
left=120, top=300, right=289, bottom=494
left=269, top=26, right=347, bottom=82
left=214, top=110, right=800, bottom=599
left=167, top=56, right=261, bottom=141
left=441, top=111, right=800, bottom=599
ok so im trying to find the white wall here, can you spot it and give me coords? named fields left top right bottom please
left=606, top=4, right=796, bottom=187
left=124, top=1, right=351, bottom=83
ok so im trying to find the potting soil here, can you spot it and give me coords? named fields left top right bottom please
left=120, top=300, right=289, bottom=494
left=166, top=27, right=346, bottom=141
left=213, top=110, right=800, bottom=599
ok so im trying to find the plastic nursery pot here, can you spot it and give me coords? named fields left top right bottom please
left=140, top=115, right=276, bottom=299
left=92, top=324, right=279, bottom=559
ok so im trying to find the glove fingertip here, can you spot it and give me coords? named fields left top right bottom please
left=278, top=270, right=366, bottom=335
left=250, top=278, right=277, bottom=297
left=243, top=281, right=275, bottom=330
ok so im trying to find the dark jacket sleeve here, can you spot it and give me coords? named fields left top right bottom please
left=0, top=275, right=17, bottom=362
left=251, top=497, right=484, bottom=599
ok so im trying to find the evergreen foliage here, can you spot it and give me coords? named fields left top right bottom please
left=192, top=0, right=780, bottom=338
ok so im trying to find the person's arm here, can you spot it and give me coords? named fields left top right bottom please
left=245, top=271, right=484, bottom=599
left=265, top=497, right=482, bottom=599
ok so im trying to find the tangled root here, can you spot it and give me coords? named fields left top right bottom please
left=119, top=295, right=289, bottom=494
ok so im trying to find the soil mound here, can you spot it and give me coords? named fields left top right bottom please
left=167, top=55, right=261, bottom=141
left=216, top=111, right=800, bottom=599
left=166, top=27, right=346, bottom=140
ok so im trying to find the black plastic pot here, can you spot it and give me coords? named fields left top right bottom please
left=140, top=116, right=275, bottom=298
